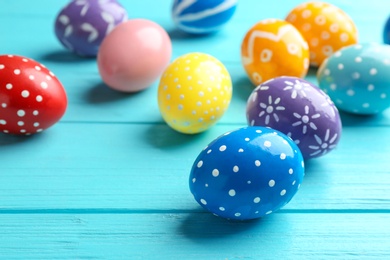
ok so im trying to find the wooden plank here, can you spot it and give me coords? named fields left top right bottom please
left=1, top=123, right=389, bottom=210
left=0, top=213, right=389, bottom=259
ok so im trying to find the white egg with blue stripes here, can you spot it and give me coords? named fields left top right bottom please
left=172, top=0, right=237, bottom=34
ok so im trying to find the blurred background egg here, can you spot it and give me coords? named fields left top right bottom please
left=189, top=126, right=305, bottom=220
left=384, top=15, right=390, bottom=44
left=172, top=0, right=237, bottom=34
left=241, top=19, right=309, bottom=86
left=97, top=19, right=172, bottom=92
left=317, top=43, right=390, bottom=115
left=55, top=0, right=127, bottom=56
left=247, top=76, right=342, bottom=160
left=286, top=1, right=358, bottom=67
left=158, top=53, right=232, bottom=134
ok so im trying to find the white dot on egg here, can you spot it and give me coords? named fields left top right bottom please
left=347, top=89, right=355, bottom=96
left=338, top=63, right=344, bottom=70
left=381, top=93, right=387, bottom=99
left=228, top=189, right=236, bottom=196
left=370, top=68, right=377, bottom=75
left=253, top=197, right=261, bottom=203
left=269, top=180, right=275, bottom=187
left=219, top=207, right=225, bottom=211
left=234, top=213, right=241, bottom=217
left=362, top=103, right=370, bottom=108
left=40, top=82, right=48, bottom=89
left=35, top=66, right=41, bottom=71
left=352, top=72, right=360, bottom=79
left=1, top=103, right=6, bottom=108
left=289, top=168, right=293, bottom=174
left=33, top=122, right=40, bottom=127
left=17, top=121, right=24, bottom=126
left=21, top=90, right=29, bottom=98
left=368, top=84, right=375, bottom=91
left=355, top=57, right=362, bottom=63
left=6, top=83, right=13, bottom=89
left=212, top=169, right=219, bottom=177
left=36, top=95, right=43, bottom=102
left=14, top=69, right=21, bottom=75
left=255, top=160, right=261, bottom=167
left=197, top=160, right=203, bottom=168
left=219, top=145, right=227, bottom=152
left=280, top=153, right=286, bottom=160
left=33, top=110, right=39, bottom=116
left=264, top=141, right=271, bottom=147
left=200, top=199, right=207, bottom=205
left=17, top=110, right=25, bottom=117
left=29, top=75, right=35, bottom=80
left=280, top=190, right=287, bottom=196
left=266, top=210, right=273, bottom=215
left=233, top=166, right=239, bottom=172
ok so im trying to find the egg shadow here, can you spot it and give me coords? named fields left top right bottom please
left=85, top=81, right=142, bottom=104
left=40, top=49, right=96, bottom=63
left=0, top=132, right=44, bottom=146
left=167, top=28, right=220, bottom=40
left=338, top=110, right=384, bottom=126
left=233, top=76, right=254, bottom=101
left=144, top=124, right=207, bottom=149
left=178, top=210, right=263, bottom=241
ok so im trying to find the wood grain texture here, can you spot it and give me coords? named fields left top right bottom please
left=1, top=0, right=390, bottom=259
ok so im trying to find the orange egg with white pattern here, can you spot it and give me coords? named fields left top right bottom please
left=286, top=1, right=358, bottom=67
left=241, top=19, right=309, bottom=86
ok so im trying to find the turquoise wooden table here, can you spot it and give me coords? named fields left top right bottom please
left=1, top=0, right=390, bottom=259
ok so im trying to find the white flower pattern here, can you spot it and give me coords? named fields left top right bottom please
left=283, top=79, right=312, bottom=99
left=292, top=105, right=321, bottom=134
left=308, top=129, right=338, bottom=157
left=258, top=96, right=286, bottom=125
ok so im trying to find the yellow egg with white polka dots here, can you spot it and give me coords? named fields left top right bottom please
left=158, top=53, right=232, bottom=134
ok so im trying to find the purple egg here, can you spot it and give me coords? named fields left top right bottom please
left=55, top=0, right=127, bottom=56
left=246, top=76, right=342, bottom=160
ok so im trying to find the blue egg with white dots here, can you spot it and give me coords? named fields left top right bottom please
left=172, top=0, right=237, bottom=34
left=189, top=126, right=305, bottom=220
left=317, top=43, right=390, bottom=114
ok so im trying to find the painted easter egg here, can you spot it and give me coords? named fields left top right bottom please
left=172, top=0, right=237, bottom=34
left=189, top=126, right=305, bottom=220
left=241, top=19, right=309, bottom=86
left=286, top=1, right=358, bottom=67
left=317, top=43, right=390, bottom=115
left=246, top=76, right=342, bottom=160
left=98, top=19, right=172, bottom=92
left=0, top=55, right=67, bottom=135
left=384, top=16, right=390, bottom=44
left=158, top=53, right=232, bottom=134
left=55, top=0, right=127, bottom=56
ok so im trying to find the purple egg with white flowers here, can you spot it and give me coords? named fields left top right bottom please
left=189, top=126, right=305, bottom=220
left=246, top=76, right=342, bottom=160
left=55, top=0, right=127, bottom=56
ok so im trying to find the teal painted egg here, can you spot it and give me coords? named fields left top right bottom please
left=317, top=43, right=390, bottom=114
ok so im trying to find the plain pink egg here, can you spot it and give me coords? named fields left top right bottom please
left=97, top=19, right=172, bottom=92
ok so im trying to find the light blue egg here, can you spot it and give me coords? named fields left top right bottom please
left=317, top=43, right=390, bottom=115
left=172, top=0, right=237, bottom=34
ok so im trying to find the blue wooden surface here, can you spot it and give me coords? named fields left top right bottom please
left=1, top=0, right=390, bottom=259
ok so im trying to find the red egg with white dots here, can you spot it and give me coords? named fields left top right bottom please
left=0, top=55, right=67, bottom=135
